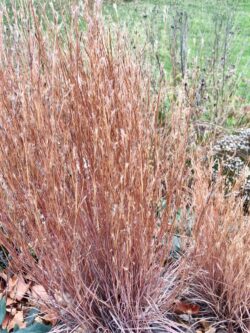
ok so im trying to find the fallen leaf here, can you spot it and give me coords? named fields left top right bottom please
left=205, top=328, right=216, bottom=333
left=31, top=285, right=50, bottom=303
left=16, top=275, right=31, bottom=301
left=0, top=272, right=7, bottom=282
left=0, top=278, right=5, bottom=291
left=9, top=275, right=30, bottom=301
left=7, top=310, right=26, bottom=330
left=34, top=316, right=44, bottom=323
left=201, top=320, right=212, bottom=330
left=8, top=307, right=17, bottom=316
left=173, top=300, right=200, bottom=315
left=54, top=290, right=64, bottom=306
left=43, top=309, right=58, bottom=325
left=2, top=312, right=12, bottom=329
left=6, top=297, right=15, bottom=306
left=7, top=275, right=18, bottom=294
left=200, top=321, right=217, bottom=333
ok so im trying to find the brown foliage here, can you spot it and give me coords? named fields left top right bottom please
left=190, top=162, right=250, bottom=332
left=0, top=3, right=188, bottom=332
left=0, top=2, right=249, bottom=332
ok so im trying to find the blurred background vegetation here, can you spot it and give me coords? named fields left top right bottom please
left=3, top=0, right=250, bottom=128
left=103, top=0, right=250, bottom=128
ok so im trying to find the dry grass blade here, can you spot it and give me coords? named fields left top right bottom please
left=189, top=161, right=250, bottom=332
left=0, top=2, right=189, bottom=332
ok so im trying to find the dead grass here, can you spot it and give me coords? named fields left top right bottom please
left=189, top=160, right=250, bottom=332
left=0, top=2, right=189, bottom=332
left=0, top=1, right=249, bottom=332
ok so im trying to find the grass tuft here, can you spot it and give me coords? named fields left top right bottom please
left=0, top=3, right=189, bottom=332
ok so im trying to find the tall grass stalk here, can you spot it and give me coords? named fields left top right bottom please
left=0, top=2, right=189, bottom=332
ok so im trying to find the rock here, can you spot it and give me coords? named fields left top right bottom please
left=214, top=128, right=250, bottom=161
left=213, top=128, right=250, bottom=212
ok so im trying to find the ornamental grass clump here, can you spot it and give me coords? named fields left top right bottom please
left=190, top=163, right=250, bottom=332
left=0, top=3, right=189, bottom=332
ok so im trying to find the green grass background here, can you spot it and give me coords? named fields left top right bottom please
left=103, top=0, right=250, bottom=103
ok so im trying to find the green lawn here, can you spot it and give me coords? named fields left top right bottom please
left=104, top=0, right=250, bottom=105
